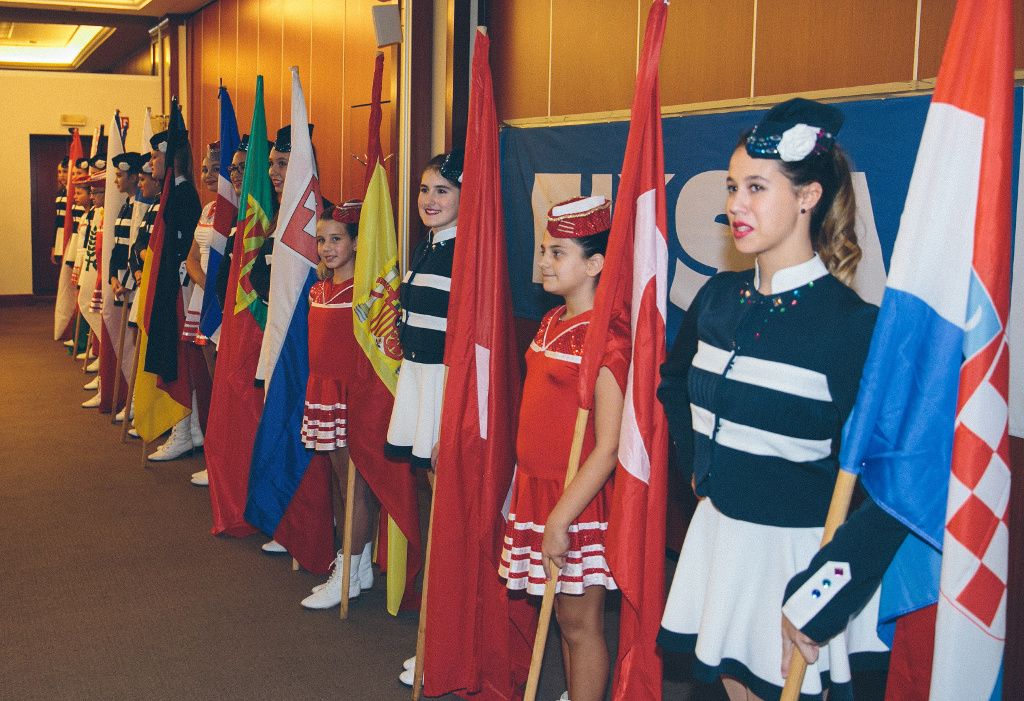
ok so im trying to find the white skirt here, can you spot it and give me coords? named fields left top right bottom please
left=660, top=499, right=889, bottom=700
left=385, top=359, right=445, bottom=468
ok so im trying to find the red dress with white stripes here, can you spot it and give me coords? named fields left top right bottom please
left=499, top=305, right=628, bottom=596
left=301, top=277, right=357, bottom=451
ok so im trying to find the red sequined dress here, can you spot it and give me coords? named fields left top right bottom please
left=499, top=305, right=628, bottom=595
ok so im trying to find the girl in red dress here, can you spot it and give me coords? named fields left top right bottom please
left=499, top=195, right=628, bottom=701
left=299, top=200, right=380, bottom=609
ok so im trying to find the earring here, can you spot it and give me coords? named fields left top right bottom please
left=800, top=208, right=806, bottom=214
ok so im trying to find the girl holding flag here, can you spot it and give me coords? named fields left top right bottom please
left=182, top=142, right=221, bottom=374
left=298, top=199, right=387, bottom=610
left=498, top=196, right=628, bottom=701
left=657, top=98, right=907, bottom=700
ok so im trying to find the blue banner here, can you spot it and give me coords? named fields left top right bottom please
left=500, top=90, right=1022, bottom=342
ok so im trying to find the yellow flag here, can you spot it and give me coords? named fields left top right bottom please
left=353, top=161, right=402, bottom=395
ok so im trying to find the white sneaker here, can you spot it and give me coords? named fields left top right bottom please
left=190, top=469, right=209, bottom=486
left=83, top=377, right=99, bottom=391
left=80, top=392, right=101, bottom=408
left=127, top=427, right=140, bottom=439
left=399, top=668, right=415, bottom=687
left=261, top=539, right=287, bottom=554
left=312, top=542, right=373, bottom=592
left=115, top=406, right=135, bottom=422
left=147, top=419, right=194, bottom=461
left=301, top=551, right=363, bottom=609
left=63, top=339, right=74, bottom=348
left=558, top=693, right=570, bottom=701
left=75, top=351, right=87, bottom=360
left=403, top=656, right=417, bottom=671
left=86, top=358, right=100, bottom=373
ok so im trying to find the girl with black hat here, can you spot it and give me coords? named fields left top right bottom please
left=657, top=98, right=907, bottom=700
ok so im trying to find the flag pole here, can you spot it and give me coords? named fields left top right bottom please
left=71, top=309, right=82, bottom=358
left=121, top=320, right=141, bottom=442
left=780, top=469, right=859, bottom=700
left=83, top=329, right=95, bottom=372
left=412, top=368, right=450, bottom=700
left=340, top=456, right=357, bottom=620
left=110, top=302, right=129, bottom=423
left=524, top=407, right=589, bottom=701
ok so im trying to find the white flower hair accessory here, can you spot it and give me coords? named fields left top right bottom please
left=776, top=124, right=821, bottom=162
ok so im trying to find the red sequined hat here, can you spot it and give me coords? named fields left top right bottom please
left=546, top=196, right=611, bottom=238
left=332, top=199, right=362, bottom=224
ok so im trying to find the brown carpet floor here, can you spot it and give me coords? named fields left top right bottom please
left=0, top=303, right=717, bottom=701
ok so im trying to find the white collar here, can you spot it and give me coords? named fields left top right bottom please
left=430, top=225, right=457, bottom=244
left=175, top=175, right=187, bottom=186
left=754, top=254, right=828, bottom=294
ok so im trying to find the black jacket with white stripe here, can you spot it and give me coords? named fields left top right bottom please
left=659, top=264, right=907, bottom=642
left=397, top=225, right=456, bottom=364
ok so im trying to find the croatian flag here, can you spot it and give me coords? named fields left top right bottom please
left=246, top=66, right=322, bottom=535
left=838, top=1, right=1014, bottom=699
left=199, top=86, right=241, bottom=343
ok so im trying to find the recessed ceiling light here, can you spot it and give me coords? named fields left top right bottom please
left=0, top=25, right=115, bottom=69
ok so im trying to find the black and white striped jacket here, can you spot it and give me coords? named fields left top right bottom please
left=397, top=225, right=455, bottom=364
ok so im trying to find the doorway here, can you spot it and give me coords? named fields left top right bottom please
left=29, top=133, right=91, bottom=296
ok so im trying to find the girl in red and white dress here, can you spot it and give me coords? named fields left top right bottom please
left=499, top=196, right=628, bottom=701
left=299, top=200, right=382, bottom=610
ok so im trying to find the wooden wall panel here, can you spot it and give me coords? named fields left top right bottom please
left=219, top=0, right=239, bottom=98
left=755, top=0, right=917, bottom=96
left=234, top=0, right=258, bottom=135
left=199, top=4, right=221, bottom=187
left=258, top=0, right=284, bottom=132
left=310, top=0, right=345, bottom=199
left=659, top=0, right=753, bottom=106
left=920, top=0, right=1024, bottom=79
left=490, top=0, right=550, bottom=122
left=550, top=0, right=638, bottom=116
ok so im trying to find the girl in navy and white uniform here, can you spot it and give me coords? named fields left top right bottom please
left=657, top=98, right=907, bottom=701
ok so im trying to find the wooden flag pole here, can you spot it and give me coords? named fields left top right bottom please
left=412, top=368, right=450, bottom=701
left=780, top=469, right=859, bottom=700
left=411, top=478, right=436, bottom=701
left=120, top=319, right=142, bottom=443
left=110, top=304, right=129, bottom=423
left=71, top=309, right=82, bottom=358
left=524, top=408, right=590, bottom=701
left=82, top=329, right=96, bottom=372
left=340, top=456, right=358, bottom=620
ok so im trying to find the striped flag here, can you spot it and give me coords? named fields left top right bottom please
left=838, top=1, right=1014, bottom=698
left=133, top=99, right=193, bottom=442
left=199, top=86, right=241, bottom=343
left=352, top=51, right=420, bottom=615
left=576, top=3, right=669, bottom=698
left=246, top=67, right=326, bottom=550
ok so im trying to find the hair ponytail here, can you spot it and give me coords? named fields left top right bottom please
left=779, top=144, right=862, bottom=286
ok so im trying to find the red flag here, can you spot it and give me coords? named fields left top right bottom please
left=425, top=29, right=535, bottom=699
left=576, top=3, right=669, bottom=698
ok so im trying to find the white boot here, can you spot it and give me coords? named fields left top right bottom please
left=190, top=469, right=209, bottom=486
left=81, top=391, right=101, bottom=408
left=115, top=405, right=135, bottom=422
left=261, top=539, right=287, bottom=554
left=83, top=377, right=99, bottom=391
left=86, top=358, right=100, bottom=373
left=147, top=417, right=194, bottom=461
left=189, top=392, right=204, bottom=448
left=313, top=542, right=373, bottom=592
left=63, top=339, right=74, bottom=348
left=301, top=551, right=363, bottom=609
left=358, top=541, right=374, bottom=589
left=75, top=351, right=87, bottom=360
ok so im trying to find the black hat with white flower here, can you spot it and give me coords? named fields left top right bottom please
left=746, top=98, right=844, bottom=162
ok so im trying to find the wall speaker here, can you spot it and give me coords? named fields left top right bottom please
left=372, top=3, right=402, bottom=47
